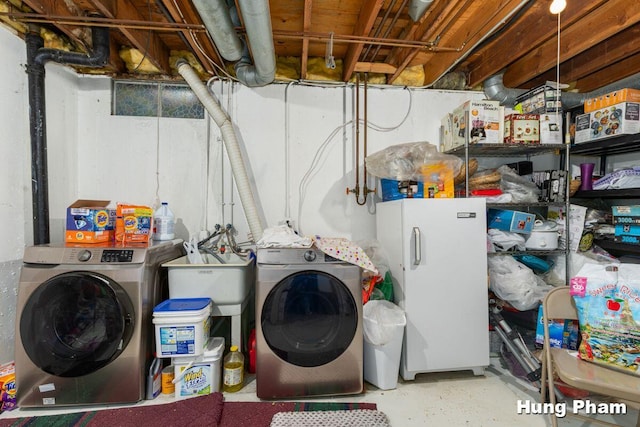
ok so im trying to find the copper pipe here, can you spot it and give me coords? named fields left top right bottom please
left=2, top=11, right=205, bottom=31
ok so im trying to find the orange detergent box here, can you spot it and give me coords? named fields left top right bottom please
left=65, top=200, right=115, bottom=244
left=115, top=204, right=153, bottom=245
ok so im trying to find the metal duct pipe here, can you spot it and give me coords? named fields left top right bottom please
left=233, top=0, right=276, bottom=87
left=193, top=0, right=275, bottom=87
left=192, top=0, right=242, bottom=61
left=482, top=73, right=526, bottom=107
left=408, top=0, right=434, bottom=22
left=25, top=25, right=110, bottom=245
left=484, top=72, right=640, bottom=109
left=177, top=60, right=265, bottom=242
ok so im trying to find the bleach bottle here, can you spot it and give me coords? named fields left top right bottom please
left=153, top=202, right=175, bottom=240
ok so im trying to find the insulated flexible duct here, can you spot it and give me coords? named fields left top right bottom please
left=177, top=60, right=264, bottom=242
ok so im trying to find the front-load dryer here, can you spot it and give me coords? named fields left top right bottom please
left=14, top=240, right=183, bottom=408
left=255, top=247, right=362, bottom=399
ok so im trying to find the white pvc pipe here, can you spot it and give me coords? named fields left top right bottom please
left=178, top=61, right=264, bottom=242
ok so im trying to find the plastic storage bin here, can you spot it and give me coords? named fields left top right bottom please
left=153, top=298, right=212, bottom=358
left=173, top=337, right=225, bottom=400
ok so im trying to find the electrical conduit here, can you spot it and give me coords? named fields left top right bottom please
left=177, top=60, right=264, bottom=242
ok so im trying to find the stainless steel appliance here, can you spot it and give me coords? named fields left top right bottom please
left=14, top=240, right=183, bottom=407
left=376, top=198, right=490, bottom=380
left=255, top=246, right=362, bottom=399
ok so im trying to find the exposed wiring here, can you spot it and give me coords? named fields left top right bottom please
left=170, top=0, right=238, bottom=81
left=133, top=0, right=152, bottom=72
left=296, top=85, right=413, bottom=234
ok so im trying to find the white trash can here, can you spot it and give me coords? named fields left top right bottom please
left=362, top=300, right=406, bottom=390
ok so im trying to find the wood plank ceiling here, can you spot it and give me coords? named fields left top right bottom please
left=1, top=0, right=639, bottom=94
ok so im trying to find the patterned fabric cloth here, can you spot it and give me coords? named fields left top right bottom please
left=313, top=237, right=378, bottom=274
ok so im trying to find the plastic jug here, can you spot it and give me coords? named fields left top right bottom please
left=153, top=202, right=175, bottom=240
left=223, top=345, right=244, bottom=392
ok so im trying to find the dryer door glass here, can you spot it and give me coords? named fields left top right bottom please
left=261, top=271, right=357, bottom=367
left=20, top=272, right=135, bottom=377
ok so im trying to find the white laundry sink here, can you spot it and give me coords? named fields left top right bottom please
left=163, top=252, right=255, bottom=305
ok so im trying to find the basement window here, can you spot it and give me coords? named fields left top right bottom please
left=112, top=81, right=204, bottom=119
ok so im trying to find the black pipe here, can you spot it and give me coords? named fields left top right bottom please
left=26, top=30, right=48, bottom=245
left=25, top=25, right=110, bottom=245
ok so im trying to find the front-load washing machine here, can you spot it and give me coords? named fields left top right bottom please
left=14, top=240, right=183, bottom=407
left=255, top=246, right=362, bottom=399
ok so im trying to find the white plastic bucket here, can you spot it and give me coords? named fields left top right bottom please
left=173, top=337, right=225, bottom=400
left=153, top=298, right=212, bottom=358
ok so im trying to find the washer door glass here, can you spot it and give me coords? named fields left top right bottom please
left=261, top=271, right=357, bottom=367
left=20, top=271, right=135, bottom=377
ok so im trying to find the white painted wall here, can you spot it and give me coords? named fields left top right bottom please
left=3, top=25, right=638, bottom=366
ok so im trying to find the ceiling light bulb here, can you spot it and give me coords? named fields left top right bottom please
left=549, top=0, right=566, bottom=14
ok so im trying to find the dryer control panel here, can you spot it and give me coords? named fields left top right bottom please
left=257, top=247, right=343, bottom=265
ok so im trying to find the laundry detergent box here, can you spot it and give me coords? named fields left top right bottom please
left=173, top=337, right=224, bottom=400
left=115, top=203, right=153, bottom=245
left=65, top=199, right=115, bottom=244
left=487, top=208, right=535, bottom=234
left=0, top=361, right=16, bottom=413
left=153, top=298, right=212, bottom=358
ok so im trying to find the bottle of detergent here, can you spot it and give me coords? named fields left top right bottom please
left=223, top=345, right=244, bottom=392
left=153, top=202, right=175, bottom=240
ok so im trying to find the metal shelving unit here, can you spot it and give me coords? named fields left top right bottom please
left=444, top=137, right=572, bottom=284
left=570, top=133, right=640, bottom=258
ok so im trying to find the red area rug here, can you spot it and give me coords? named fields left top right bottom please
left=0, top=394, right=376, bottom=427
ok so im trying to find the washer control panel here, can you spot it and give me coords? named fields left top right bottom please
left=100, top=249, right=135, bottom=263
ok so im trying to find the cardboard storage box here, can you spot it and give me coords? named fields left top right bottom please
left=539, top=114, right=563, bottom=144
left=115, top=203, right=153, bottom=245
left=449, top=100, right=503, bottom=149
left=380, top=179, right=423, bottom=201
left=65, top=200, right=115, bottom=244
left=504, top=114, right=540, bottom=144
left=515, top=84, right=562, bottom=114
left=532, top=170, right=567, bottom=202
left=534, top=305, right=578, bottom=349
left=588, top=102, right=640, bottom=141
left=574, top=113, right=592, bottom=144
left=421, top=163, right=454, bottom=198
left=487, top=208, right=535, bottom=234
left=584, top=88, right=640, bottom=113
left=613, top=205, right=640, bottom=225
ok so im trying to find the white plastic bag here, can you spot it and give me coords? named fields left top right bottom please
left=363, top=300, right=406, bottom=346
left=488, top=256, right=553, bottom=311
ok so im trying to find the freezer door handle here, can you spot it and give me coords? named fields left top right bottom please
left=413, top=227, right=421, bottom=265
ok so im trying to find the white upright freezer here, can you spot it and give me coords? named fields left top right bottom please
left=376, top=198, right=489, bottom=380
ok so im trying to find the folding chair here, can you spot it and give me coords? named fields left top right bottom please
left=540, top=286, right=640, bottom=427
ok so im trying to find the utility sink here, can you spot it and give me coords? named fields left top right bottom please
left=163, top=252, right=255, bottom=305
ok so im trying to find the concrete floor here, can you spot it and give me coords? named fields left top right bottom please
left=2, top=357, right=638, bottom=426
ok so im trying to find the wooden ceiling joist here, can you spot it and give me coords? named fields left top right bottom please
left=502, top=0, right=640, bottom=88
left=158, top=0, right=223, bottom=76
left=90, top=0, right=171, bottom=74
left=341, top=0, right=384, bottom=82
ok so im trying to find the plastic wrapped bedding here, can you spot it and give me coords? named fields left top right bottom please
left=593, top=167, right=640, bottom=190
